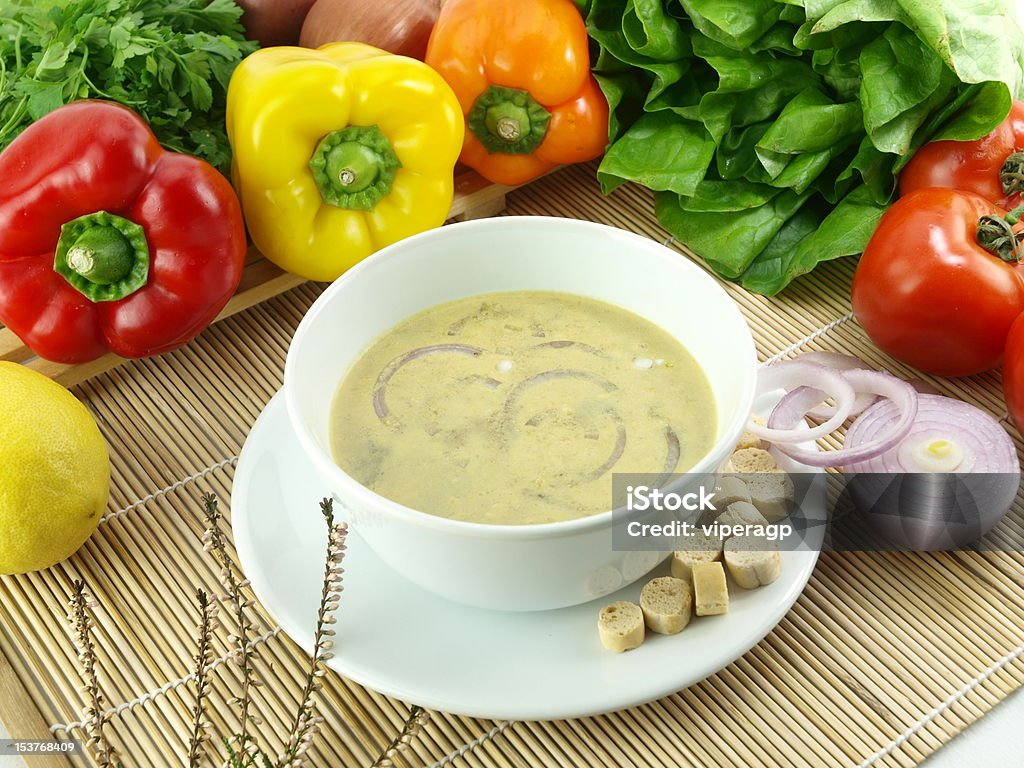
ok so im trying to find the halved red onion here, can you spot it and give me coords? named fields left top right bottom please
left=844, top=395, right=1017, bottom=473
left=373, top=344, right=482, bottom=420
left=846, top=395, right=1019, bottom=549
left=771, top=370, right=918, bottom=467
left=793, top=351, right=877, bottom=419
left=746, top=360, right=856, bottom=444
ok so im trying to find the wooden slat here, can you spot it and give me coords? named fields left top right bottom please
left=0, top=327, right=31, bottom=363
left=450, top=170, right=513, bottom=221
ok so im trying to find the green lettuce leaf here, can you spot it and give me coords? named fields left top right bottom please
left=622, top=0, right=689, bottom=59
left=591, top=0, right=1024, bottom=294
left=598, top=112, right=716, bottom=195
left=654, top=189, right=811, bottom=278
left=677, top=180, right=784, bottom=212
left=676, top=0, right=783, bottom=50
left=929, top=80, right=1014, bottom=142
left=896, top=0, right=1024, bottom=97
left=739, top=184, right=886, bottom=294
left=694, top=40, right=820, bottom=140
left=754, top=88, right=863, bottom=175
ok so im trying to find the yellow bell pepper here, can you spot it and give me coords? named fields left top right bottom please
left=226, top=43, right=464, bottom=281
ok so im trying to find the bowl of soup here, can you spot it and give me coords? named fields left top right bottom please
left=284, top=216, right=756, bottom=611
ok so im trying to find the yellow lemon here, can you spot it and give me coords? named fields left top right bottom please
left=0, top=362, right=110, bottom=574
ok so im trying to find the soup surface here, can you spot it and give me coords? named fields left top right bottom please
left=330, top=291, right=716, bottom=524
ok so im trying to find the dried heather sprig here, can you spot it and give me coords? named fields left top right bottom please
left=68, top=579, right=119, bottom=768
left=187, top=589, right=218, bottom=768
left=276, top=498, right=348, bottom=768
left=201, top=493, right=261, bottom=764
left=224, top=736, right=275, bottom=768
left=369, top=706, right=431, bottom=768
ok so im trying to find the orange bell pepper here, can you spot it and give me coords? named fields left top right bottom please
left=425, top=0, right=608, bottom=186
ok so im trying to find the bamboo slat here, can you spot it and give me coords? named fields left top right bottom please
left=0, top=651, right=71, bottom=768
left=0, top=163, right=1022, bottom=768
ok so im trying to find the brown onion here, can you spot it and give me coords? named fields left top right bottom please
left=237, top=0, right=317, bottom=47
left=299, top=0, right=440, bottom=60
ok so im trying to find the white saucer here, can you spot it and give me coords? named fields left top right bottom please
left=232, top=392, right=820, bottom=720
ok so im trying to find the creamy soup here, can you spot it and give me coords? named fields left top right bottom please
left=329, top=291, right=716, bottom=524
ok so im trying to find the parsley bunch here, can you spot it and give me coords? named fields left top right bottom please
left=0, top=0, right=258, bottom=174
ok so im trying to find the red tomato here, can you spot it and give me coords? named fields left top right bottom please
left=900, top=101, right=1024, bottom=207
left=1004, top=313, right=1024, bottom=430
left=852, top=188, right=1024, bottom=377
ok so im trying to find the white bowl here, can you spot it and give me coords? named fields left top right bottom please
left=284, top=216, right=757, bottom=611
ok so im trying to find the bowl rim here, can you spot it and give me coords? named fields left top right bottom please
left=284, top=215, right=758, bottom=541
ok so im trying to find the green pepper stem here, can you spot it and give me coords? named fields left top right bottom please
left=65, top=226, right=134, bottom=284
left=54, top=212, right=150, bottom=302
left=977, top=208, right=1024, bottom=262
left=1001, top=150, right=1024, bottom=197
left=1004, top=202, right=1024, bottom=225
left=468, top=85, right=551, bottom=155
left=309, top=125, right=401, bottom=211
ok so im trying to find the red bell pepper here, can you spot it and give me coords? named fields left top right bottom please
left=0, top=100, right=247, bottom=364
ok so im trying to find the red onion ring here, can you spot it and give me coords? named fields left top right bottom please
left=844, top=395, right=1017, bottom=473
left=747, top=361, right=856, bottom=444
left=504, top=369, right=622, bottom=481
left=772, top=370, right=918, bottom=467
left=794, top=351, right=868, bottom=369
left=459, top=374, right=502, bottom=390
left=373, top=344, right=482, bottom=420
left=578, top=414, right=627, bottom=483
left=793, top=351, right=877, bottom=420
left=503, top=369, right=618, bottom=422
left=534, top=340, right=603, bottom=355
left=653, top=427, right=683, bottom=488
left=662, top=427, right=681, bottom=475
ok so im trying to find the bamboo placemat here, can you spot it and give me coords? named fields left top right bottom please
left=1, top=164, right=1023, bottom=768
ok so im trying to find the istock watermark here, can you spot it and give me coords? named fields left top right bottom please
left=611, top=471, right=1024, bottom=552
left=0, top=739, right=83, bottom=756
left=624, top=484, right=718, bottom=512
left=624, top=519, right=795, bottom=543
